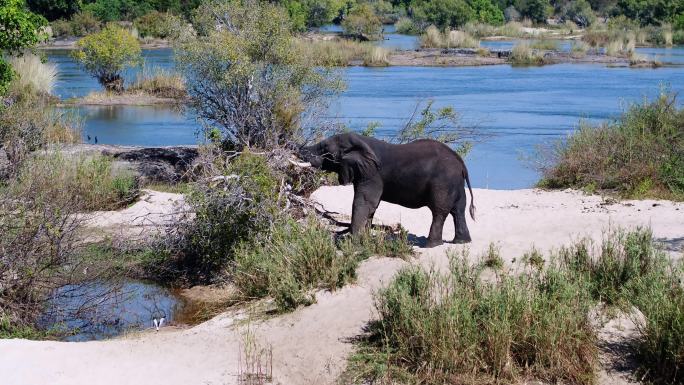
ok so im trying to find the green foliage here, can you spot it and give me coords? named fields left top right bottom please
left=397, top=100, right=473, bottom=155
left=82, top=0, right=152, bottom=21
left=514, top=0, right=550, bottom=22
left=69, top=10, right=101, bottom=35
left=234, top=217, right=342, bottom=311
left=413, top=0, right=475, bottom=29
left=133, top=10, right=181, bottom=38
left=177, top=151, right=282, bottom=282
left=394, top=16, right=419, bottom=33
left=616, top=0, right=683, bottom=26
left=470, top=0, right=505, bottom=25
left=71, top=24, right=142, bottom=92
left=278, top=0, right=346, bottom=30
left=342, top=3, right=383, bottom=40
left=0, top=0, right=48, bottom=94
left=27, top=0, right=80, bottom=21
left=351, top=252, right=597, bottom=384
left=560, top=0, right=595, bottom=27
left=539, top=91, right=684, bottom=200
left=179, top=0, right=340, bottom=150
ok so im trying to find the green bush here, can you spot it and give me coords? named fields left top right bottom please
left=470, top=0, right=505, bottom=25
left=394, top=16, right=420, bottom=34
left=539, top=92, right=684, bottom=200
left=71, top=24, right=142, bottom=92
left=69, top=10, right=102, bottom=36
left=342, top=3, right=383, bottom=40
left=82, top=0, right=152, bottom=22
left=351, top=253, right=597, bottom=384
left=413, top=0, right=475, bottom=29
left=133, top=10, right=181, bottom=38
left=174, top=151, right=282, bottom=282
left=0, top=0, right=48, bottom=95
left=561, top=0, right=596, bottom=27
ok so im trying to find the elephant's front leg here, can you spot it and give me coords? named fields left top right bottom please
left=350, top=182, right=382, bottom=235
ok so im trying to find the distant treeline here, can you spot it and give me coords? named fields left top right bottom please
left=28, top=0, right=684, bottom=37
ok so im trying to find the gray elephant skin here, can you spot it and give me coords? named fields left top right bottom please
left=297, top=133, right=475, bottom=248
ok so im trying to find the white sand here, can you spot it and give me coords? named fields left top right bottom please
left=1, top=186, right=682, bottom=385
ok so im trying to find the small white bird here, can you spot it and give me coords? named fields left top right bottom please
left=153, top=317, right=165, bottom=331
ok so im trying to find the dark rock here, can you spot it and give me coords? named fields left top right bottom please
left=56, top=144, right=199, bottom=183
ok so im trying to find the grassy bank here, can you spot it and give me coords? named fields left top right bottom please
left=344, top=228, right=684, bottom=384
left=538, top=92, right=684, bottom=200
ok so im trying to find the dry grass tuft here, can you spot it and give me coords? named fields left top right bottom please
left=8, top=54, right=58, bottom=95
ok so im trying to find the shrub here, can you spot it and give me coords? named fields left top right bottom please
left=233, top=217, right=342, bottom=311
left=538, top=92, right=684, bottom=199
left=469, top=0, right=505, bottom=25
left=570, top=40, right=590, bottom=57
left=514, top=0, right=550, bottom=23
left=49, top=18, right=72, bottom=37
left=81, top=0, right=152, bottom=22
left=71, top=24, right=142, bottom=92
left=133, top=10, right=181, bottom=39
left=530, top=38, right=559, bottom=49
left=342, top=3, right=383, bottom=41
left=561, top=0, right=596, bottom=27
left=69, top=10, right=101, bottom=36
left=177, top=1, right=340, bottom=150
left=11, top=152, right=138, bottom=211
left=8, top=54, right=58, bottom=95
left=413, top=0, right=475, bottom=29
left=504, top=5, right=521, bottom=21
left=352, top=253, right=597, bottom=384
left=0, top=86, right=79, bottom=177
left=394, top=16, right=419, bottom=34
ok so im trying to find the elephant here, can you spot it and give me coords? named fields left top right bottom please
left=292, top=133, right=475, bottom=248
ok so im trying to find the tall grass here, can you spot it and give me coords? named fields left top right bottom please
left=420, top=26, right=479, bottom=48
left=299, top=39, right=374, bottom=67
left=234, top=218, right=412, bottom=312
left=538, top=92, right=684, bottom=199
left=129, top=67, right=186, bottom=98
left=363, top=47, right=390, bottom=67
left=510, top=42, right=547, bottom=65
left=8, top=54, right=58, bottom=95
left=350, top=251, right=598, bottom=384
left=463, top=21, right=525, bottom=38
left=12, top=153, right=138, bottom=212
left=346, top=227, right=684, bottom=385
left=530, top=39, right=559, bottom=50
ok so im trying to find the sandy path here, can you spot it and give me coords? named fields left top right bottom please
left=1, top=187, right=682, bottom=385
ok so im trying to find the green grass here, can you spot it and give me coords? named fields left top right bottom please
left=234, top=219, right=413, bottom=312
left=538, top=91, right=684, bottom=200
left=510, top=42, right=549, bottom=66
left=344, top=228, right=684, bottom=385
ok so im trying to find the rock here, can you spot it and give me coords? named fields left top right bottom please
left=55, top=144, right=199, bottom=183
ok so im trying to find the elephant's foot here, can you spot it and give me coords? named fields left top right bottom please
left=425, top=238, right=444, bottom=248
left=453, top=235, right=472, bottom=244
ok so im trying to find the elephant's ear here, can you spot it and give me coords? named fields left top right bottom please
left=339, top=136, right=380, bottom=184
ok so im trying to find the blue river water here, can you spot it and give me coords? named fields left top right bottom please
left=47, top=45, right=684, bottom=189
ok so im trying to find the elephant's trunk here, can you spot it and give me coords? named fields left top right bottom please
left=288, top=158, right=312, bottom=168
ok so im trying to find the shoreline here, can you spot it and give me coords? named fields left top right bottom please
left=1, top=185, right=682, bottom=385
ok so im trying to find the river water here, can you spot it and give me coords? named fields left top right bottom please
left=47, top=45, right=684, bottom=189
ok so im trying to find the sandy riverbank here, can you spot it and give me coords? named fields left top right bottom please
left=1, top=186, right=682, bottom=385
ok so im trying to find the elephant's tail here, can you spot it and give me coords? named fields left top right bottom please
left=463, top=167, right=476, bottom=220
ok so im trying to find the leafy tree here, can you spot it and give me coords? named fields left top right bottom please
left=82, top=0, right=152, bottom=21
left=469, top=0, right=505, bottom=24
left=342, top=3, right=382, bottom=40
left=561, top=0, right=595, bottom=26
left=177, top=1, right=341, bottom=150
left=0, top=0, right=47, bottom=95
left=413, top=0, right=475, bottom=28
left=616, top=0, right=683, bottom=25
left=514, top=0, right=550, bottom=22
left=71, top=24, right=141, bottom=92
left=27, top=0, right=80, bottom=20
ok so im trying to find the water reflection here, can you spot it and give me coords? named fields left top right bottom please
left=39, top=280, right=181, bottom=341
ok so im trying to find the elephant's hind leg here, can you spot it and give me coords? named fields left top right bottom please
left=426, top=209, right=447, bottom=248
left=451, top=192, right=472, bottom=244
